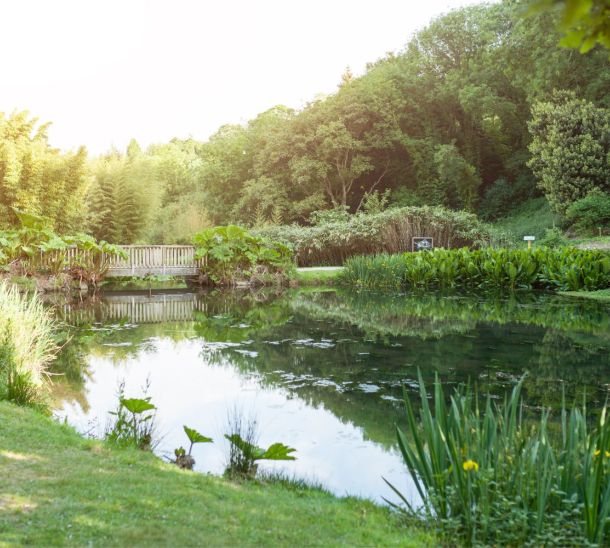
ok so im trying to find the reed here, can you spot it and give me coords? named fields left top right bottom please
left=0, top=283, right=56, bottom=404
left=388, top=374, right=610, bottom=545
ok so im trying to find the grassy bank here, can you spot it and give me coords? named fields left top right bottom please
left=295, top=267, right=343, bottom=285
left=0, top=402, right=432, bottom=546
left=559, top=288, right=610, bottom=302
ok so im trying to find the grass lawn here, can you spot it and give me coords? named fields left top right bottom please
left=0, top=402, right=432, bottom=546
left=558, top=288, right=610, bottom=302
left=295, top=267, right=343, bottom=285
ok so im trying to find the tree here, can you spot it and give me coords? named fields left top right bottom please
left=528, top=0, right=610, bottom=52
left=528, top=92, right=610, bottom=213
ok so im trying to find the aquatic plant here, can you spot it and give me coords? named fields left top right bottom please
left=173, top=426, right=213, bottom=470
left=105, top=384, right=158, bottom=451
left=224, top=408, right=296, bottom=478
left=388, top=374, right=610, bottom=545
left=340, top=247, right=610, bottom=291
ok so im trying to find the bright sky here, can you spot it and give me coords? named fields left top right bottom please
left=1, top=0, right=483, bottom=154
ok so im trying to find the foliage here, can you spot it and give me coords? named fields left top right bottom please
left=388, top=374, right=610, bottom=545
left=0, top=111, right=89, bottom=233
left=0, top=283, right=56, bottom=400
left=538, top=226, right=569, bottom=248
left=105, top=385, right=157, bottom=451
left=565, top=189, right=610, bottom=234
left=223, top=408, right=296, bottom=478
left=528, top=92, right=610, bottom=214
left=479, top=177, right=538, bottom=221
left=340, top=247, right=610, bottom=291
left=256, top=206, right=495, bottom=266
left=528, top=0, right=610, bottom=52
left=492, top=196, right=562, bottom=243
left=172, top=426, right=213, bottom=470
left=193, top=225, right=294, bottom=286
left=0, top=212, right=127, bottom=285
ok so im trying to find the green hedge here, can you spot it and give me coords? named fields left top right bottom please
left=340, top=247, right=610, bottom=291
left=255, top=206, right=500, bottom=267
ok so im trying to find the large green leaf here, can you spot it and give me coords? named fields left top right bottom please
left=183, top=425, right=213, bottom=444
left=120, top=398, right=156, bottom=414
left=261, top=442, right=297, bottom=461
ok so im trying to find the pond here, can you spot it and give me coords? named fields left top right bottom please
left=49, top=288, right=610, bottom=504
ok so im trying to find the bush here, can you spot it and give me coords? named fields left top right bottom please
left=193, top=225, right=294, bottom=286
left=565, top=190, right=610, bottom=234
left=539, top=226, right=569, bottom=248
left=340, top=247, right=610, bottom=291
left=256, top=206, right=495, bottom=267
left=388, top=374, right=610, bottom=545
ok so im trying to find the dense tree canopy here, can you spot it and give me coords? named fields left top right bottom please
left=2, top=0, right=609, bottom=242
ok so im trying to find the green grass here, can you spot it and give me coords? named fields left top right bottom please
left=559, top=288, right=610, bottom=302
left=295, top=267, right=343, bottom=285
left=494, top=197, right=561, bottom=242
left=0, top=402, right=433, bottom=546
left=101, top=275, right=188, bottom=290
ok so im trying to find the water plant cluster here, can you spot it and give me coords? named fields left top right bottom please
left=256, top=206, right=501, bottom=267
left=105, top=392, right=296, bottom=478
left=193, top=225, right=294, bottom=286
left=341, top=247, right=610, bottom=291
left=390, top=375, right=610, bottom=545
left=0, top=209, right=126, bottom=287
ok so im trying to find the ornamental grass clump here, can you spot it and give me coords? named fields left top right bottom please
left=0, top=282, right=56, bottom=408
left=388, top=374, right=610, bottom=546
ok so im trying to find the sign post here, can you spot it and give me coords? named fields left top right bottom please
left=523, top=235, right=535, bottom=250
left=412, top=237, right=434, bottom=252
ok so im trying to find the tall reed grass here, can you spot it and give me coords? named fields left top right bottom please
left=0, top=283, right=56, bottom=405
left=256, top=206, right=503, bottom=266
left=389, top=374, right=610, bottom=545
left=340, top=247, right=610, bottom=291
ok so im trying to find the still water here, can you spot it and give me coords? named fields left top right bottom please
left=50, top=288, right=610, bottom=504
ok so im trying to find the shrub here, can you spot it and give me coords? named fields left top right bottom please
left=340, top=247, right=610, bottom=291
left=256, top=206, right=495, bottom=266
left=478, top=176, right=537, bottom=221
left=565, top=189, right=610, bottom=234
left=193, top=225, right=294, bottom=286
left=539, top=227, right=569, bottom=248
left=388, top=374, right=610, bottom=545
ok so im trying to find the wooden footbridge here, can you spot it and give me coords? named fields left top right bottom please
left=105, top=245, right=205, bottom=278
left=40, top=245, right=206, bottom=278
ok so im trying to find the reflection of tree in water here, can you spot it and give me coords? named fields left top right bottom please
left=524, top=329, right=610, bottom=408
left=50, top=288, right=610, bottom=449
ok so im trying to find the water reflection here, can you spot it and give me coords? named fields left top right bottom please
left=50, top=288, right=610, bottom=502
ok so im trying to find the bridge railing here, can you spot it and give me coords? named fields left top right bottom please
left=37, top=245, right=206, bottom=278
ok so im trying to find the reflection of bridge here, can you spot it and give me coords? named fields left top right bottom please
left=59, top=293, right=209, bottom=324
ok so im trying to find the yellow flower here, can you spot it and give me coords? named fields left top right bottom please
left=595, top=449, right=601, bottom=457
left=606, top=451, right=610, bottom=458
left=463, top=459, right=479, bottom=472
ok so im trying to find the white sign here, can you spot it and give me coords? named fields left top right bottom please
left=523, top=236, right=536, bottom=241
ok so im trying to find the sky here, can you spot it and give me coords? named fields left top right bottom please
left=0, top=0, right=483, bottom=154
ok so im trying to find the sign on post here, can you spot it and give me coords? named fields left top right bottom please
left=523, top=235, right=536, bottom=250
left=412, top=237, right=434, bottom=252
